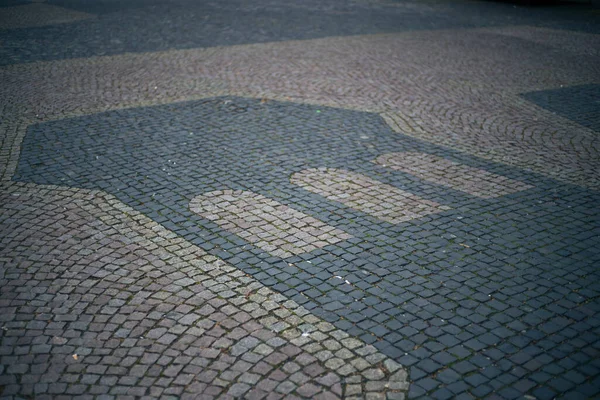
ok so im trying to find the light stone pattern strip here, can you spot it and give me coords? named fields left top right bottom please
left=1, top=29, right=599, bottom=188
left=0, top=3, right=94, bottom=30
left=0, top=182, right=408, bottom=399
left=190, top=190, right=352, bottom=258
left=374, top=152, right=533, bottom=198
left=291, top=168, right=450, bottom=224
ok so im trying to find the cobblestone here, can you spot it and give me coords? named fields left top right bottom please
left=0, top=184, right=406, bottom=398
left=1, top=0, right=599, bottom=399
left=190, top=190, right=351, bottom=258
left=291, top=168, right=449, bottom=223
left=374, top=152, right=532, bottom=199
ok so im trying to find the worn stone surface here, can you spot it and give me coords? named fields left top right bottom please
left=1, top=0, right=599, bottom=399
left=374, top=152, right=532, bottom=198
left=291, top=168, right=449, bottom=223
left=2, top=28, right=599, bottom=188
left=190, top=190, right=352, bottom=258
left=521, top=84, right=600, bottom=132
left=0, top=183, right=404, bottom=399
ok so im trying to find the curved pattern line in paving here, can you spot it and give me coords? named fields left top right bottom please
left=8, top=92, right=600, bottom=400
left=1, top=28, right=598, bottom=188
left=0, top=182, right=409, bottom=399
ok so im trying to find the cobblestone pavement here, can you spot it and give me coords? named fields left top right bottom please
left=1, top=0, right=600, bottom=399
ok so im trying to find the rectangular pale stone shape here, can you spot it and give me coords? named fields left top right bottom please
left=374, top=152, right=532, bottom=199
left=291, top=168, right=449, bottom=224
left=190, top=190, right=351, bottom=258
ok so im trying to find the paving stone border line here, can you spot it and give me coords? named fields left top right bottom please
left=1, top=29, right=599, bottom=190
left=0, top=181, right=409, bottom=399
